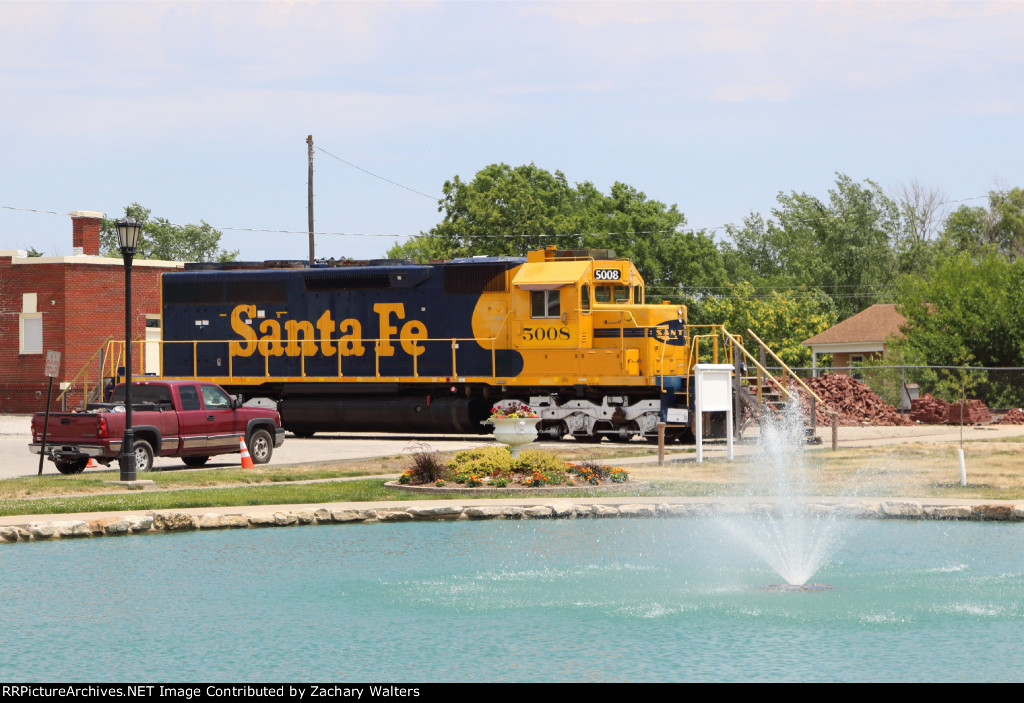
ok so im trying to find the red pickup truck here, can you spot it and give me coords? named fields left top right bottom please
left=30, top=380, right=285, bottom=474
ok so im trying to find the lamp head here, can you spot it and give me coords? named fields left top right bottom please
left=115, top=217, right=141, bottom=255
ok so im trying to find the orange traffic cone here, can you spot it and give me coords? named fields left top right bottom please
left=239, top=436, right=255, bottom=469
left=86, top=458, right=98, bottom=468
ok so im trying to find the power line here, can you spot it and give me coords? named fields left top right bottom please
left=0, top=188, right=1013, bottom=241
left=313, top=146, right=442, bottom=202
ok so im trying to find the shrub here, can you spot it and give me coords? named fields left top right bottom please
left=450, top=446, right=514, bottom=483
left=513, top=450, right=568, bottom=477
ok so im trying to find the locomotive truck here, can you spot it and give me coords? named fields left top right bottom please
left=159, top=247, right=721, bottom=442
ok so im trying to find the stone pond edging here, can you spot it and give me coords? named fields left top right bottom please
left=2, top=498, right=1023, bottom=544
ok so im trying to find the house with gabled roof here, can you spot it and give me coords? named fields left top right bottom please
left=801, top=303, right=906, bottom=375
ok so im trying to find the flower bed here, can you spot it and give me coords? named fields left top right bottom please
left=397, top=445, right=630, bottom=488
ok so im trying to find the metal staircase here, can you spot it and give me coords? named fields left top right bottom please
left=720, top=327, right=830, bottom=443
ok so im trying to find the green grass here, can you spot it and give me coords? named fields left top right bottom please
left=0, top=478, right=414, bottom=517
left=0, top=477, right=683, bottom=517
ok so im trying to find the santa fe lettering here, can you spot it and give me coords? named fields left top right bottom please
left=229, top=304, right=427, bottom=360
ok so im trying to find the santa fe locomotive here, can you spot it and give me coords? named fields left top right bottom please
left=158, top=247, right=705, bottom=442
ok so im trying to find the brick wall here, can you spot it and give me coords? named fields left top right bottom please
left=0, top=253, right=175, bottom=414
left=71, top=212, right=102, bottom=256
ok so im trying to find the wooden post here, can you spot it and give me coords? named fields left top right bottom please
left=830, top=411, right=839, bottom=450
left=657, top=422, right=666, bottom=466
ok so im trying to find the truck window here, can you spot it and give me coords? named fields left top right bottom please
left=178, top=385, right=201, bottom=411
left=110, top=385, right=172, bottom=406
left=201, top=384, right=233, bottom=409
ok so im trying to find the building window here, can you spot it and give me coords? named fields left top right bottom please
left=531, top=290, right=560, bottom=319
left=19, top=293, right=42, bottom=355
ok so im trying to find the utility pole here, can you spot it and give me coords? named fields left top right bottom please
left=307, top=134, right=315, bottom=265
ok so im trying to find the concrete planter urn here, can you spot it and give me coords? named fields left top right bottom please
left=488, top=417, right=540, bottom=458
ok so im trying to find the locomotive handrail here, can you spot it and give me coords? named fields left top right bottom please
left=159, top=336, right=505, bottom=381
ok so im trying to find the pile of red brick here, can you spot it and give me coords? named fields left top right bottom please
left=799, top=374, right=912, bottom=426
left=997, top=408, right=1024, bottom=424
left=944, top=399, right=992, bottom=425
left=911, top=393, right=996, bottom=424
left=909, top=393, right=948, bottom=423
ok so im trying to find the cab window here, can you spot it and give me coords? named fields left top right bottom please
left=530, top=290, right=561, bottom=319
left=633, top=285, right=643, bottom=304
left=581, top=284, right=591, bottom=313
left=595, top=284, right=629, bottom=303
left=201, top=384, right=233, bottom=409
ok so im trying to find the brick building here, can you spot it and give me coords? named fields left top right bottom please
left=0, top=211, right=181, bottom=413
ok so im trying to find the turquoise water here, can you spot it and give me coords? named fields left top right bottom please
left=2, top=518, right=1022, bottom=682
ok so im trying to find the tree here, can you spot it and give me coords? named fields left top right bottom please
left=722, top=173, right=911, bottom=318
left=893, top=178, right=946, bottom=275
left=689, top=283, right=837, bottom=367
left=388, top=163, right=728, bottom=298
left=893, top=251, right=1024, bottom=405
left=940, top=187, right=1024, bottom=261
left=100, top=203, right=238, bottom=262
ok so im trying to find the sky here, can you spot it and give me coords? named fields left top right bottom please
left=2, top=0, right=1023, bottom=262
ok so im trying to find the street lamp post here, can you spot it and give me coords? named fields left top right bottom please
left=116, top=216, right=141, bottom=482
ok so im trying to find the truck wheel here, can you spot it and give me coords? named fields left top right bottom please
left=182, top=456, right=210, bottom=468
left=132, top=440, right=155, bottom=472
left=55, top=457, right=88, bottom=475
left=248, top=429, right=273, bottom=464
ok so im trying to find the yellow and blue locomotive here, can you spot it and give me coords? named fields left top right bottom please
left=160, top=247, right=700, bottom=441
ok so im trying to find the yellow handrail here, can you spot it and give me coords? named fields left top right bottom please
left=720, top=327, right=793, bottom=403
left=744, top=328, right=828, bottom=407
left=56, top=336, right=113, bottom=407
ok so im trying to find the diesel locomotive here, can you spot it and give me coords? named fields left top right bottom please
left=159, top=247, right=706, bottom=441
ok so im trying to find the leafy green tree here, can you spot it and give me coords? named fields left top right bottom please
left=388, top=163, right=729, bottom=298
left=893, top=251, right=1024, bottom=404
left=100, top=203, right=238, bottom=262
left=940, top=187, right=1024, bottom=261
left=689, top=282, right=837, bottom=367
left=722, top=173, right=911, bottom=318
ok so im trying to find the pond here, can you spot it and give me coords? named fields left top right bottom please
left=2, top=518, right=1022, bottom=682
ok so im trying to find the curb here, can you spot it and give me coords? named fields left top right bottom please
left=3, top=498, right=1023, bottom=545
